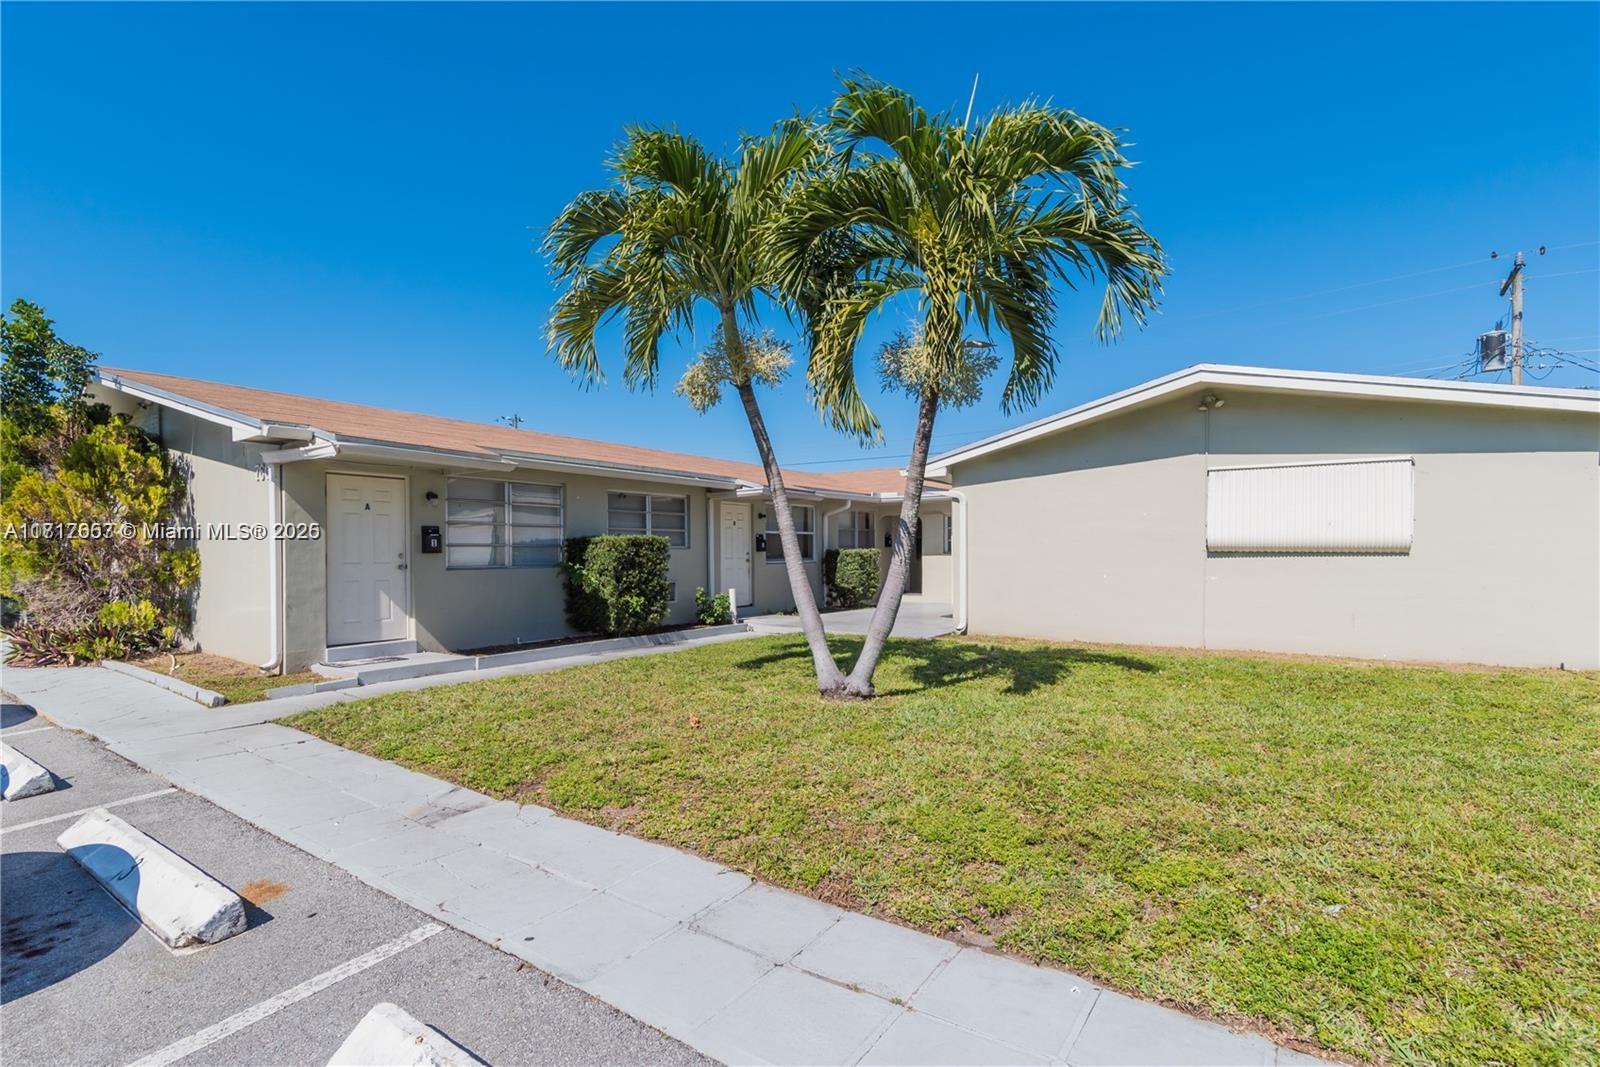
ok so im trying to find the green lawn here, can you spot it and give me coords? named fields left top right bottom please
left=287, top=635, right=1600, bottom=1064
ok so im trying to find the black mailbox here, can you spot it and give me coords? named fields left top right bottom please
left=421, top=525, right=442, bottom=553
left=754, top=533, right=768, bottom=553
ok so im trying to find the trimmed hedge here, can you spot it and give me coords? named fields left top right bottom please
left=562, top=535, right=672, bottom=636
left=824, top=547, right=882, bottom=609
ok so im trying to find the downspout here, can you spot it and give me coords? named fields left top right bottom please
left=822, top=500, right=852, bottom=606
left=705, top=494, right=716, bottom=605
left=948, top=489, right=969, bottom=632
left=259, top=462, right=283, bottom=673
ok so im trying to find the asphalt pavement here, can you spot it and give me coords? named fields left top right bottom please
left=0, top=700, right=708, bottom=1067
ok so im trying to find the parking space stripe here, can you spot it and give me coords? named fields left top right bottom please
left=0, top=788, right=178, bottom=835
left=1, top=725, right=55, bottom=737
left=126, top=922, right=446, bottom=1067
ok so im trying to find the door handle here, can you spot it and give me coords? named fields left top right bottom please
left=397, top=563, right=409, bottom=570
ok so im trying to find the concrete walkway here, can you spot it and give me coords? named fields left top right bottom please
left=746, top=598, right=959, bottom=640
left=3, top=662, right=1323, bottom=1066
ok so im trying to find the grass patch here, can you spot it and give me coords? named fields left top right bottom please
left=287, top=634, right=1600, bottom=1064
left=133, top=651, right=322, bottom=704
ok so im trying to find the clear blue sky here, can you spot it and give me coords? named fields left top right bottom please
left=4, top=2, right=1596, bottom=469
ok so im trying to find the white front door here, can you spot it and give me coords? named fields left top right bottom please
left=718, top=502, right=753, bottom=606
left=326, top=474, right=410, bottom=646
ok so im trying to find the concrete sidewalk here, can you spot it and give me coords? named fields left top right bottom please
left=4, top=663, right=1324, bottom=1066
left=746, top=599, right=959, bottom=640
left=0, top=709, right=706, bottom=1066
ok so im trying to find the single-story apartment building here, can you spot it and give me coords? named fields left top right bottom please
left=88, top=363, right=1597, bottom=673
left=928, top=364, right=1600, bottom=669
left=88, top=368, right=956, bottom=672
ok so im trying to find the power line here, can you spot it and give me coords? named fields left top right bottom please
left=1163, top=241, right=1599, bottom=326
left=1164, top=256, right=1490, bottom=324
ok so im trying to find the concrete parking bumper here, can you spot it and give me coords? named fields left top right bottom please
left=327, top=1002, right=486, bottom=1066
left=57, top=807, right=247, bottom=948
left=2, top=741, right=56, bottom=799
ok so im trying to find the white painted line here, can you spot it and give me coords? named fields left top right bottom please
left=0, top=788, right=177, bottom=835
left=127, top=923, right=446, bottom=1067
left=1, top=725, right=55, bottom=737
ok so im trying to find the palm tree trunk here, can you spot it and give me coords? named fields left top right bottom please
left=843, top=387, right=939, bottom=698
left=724, top=314, right=848, bottom=695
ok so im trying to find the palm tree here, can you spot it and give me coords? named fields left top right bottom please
left=770, top=77, right=1167, bottom=697
left=545, top=120, right=854, bottom=694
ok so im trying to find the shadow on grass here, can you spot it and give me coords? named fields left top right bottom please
left=734, top=635, right=1157, bottom=696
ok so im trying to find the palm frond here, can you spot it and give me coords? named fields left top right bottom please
left=733, top=116, right=825, bottom=221
left=807, top=271, right=917, bottom=441
left=971, top=105, right=1128, bottom=212
left=546, top=264, right=629, bottom=386
left=544, top=189, right=630, bottom=277
left=616, top=127, right=728, bottom=202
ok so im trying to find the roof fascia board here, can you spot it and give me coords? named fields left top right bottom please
left=736, top=485, right=892, bottom=503
left=333, top=439, right=518, bottom=472
left=260, top=440, right=339, bottom=464
left=1199, top=365, right=1600, bottom=412
left=928, top=364, right=1207, bottom=470
left=233, top=422, right=314, bottom=443
left=930, top=363, right=1600, bottom=470
left=490, top=450, right=744, bottom=489
left=96, top=371, right=271, bottom=440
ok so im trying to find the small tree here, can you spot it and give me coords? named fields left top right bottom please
left=1, top=299, right=198, bottom=663
left=545, top=120, right=855, bottom=694
left=772, top=78, right=1166, bottom=696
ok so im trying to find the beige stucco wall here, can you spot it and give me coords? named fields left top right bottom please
left=89, top=386, right=274, bottom=665
left=808, top=501, right=954, bottom=606
left=953, top=391, right=1600, bottom=669
left=918, top=501, right=955, bottom=603
left=281, top=461, right=719, bottom=669
left=219, top=450, right=921, bottom=672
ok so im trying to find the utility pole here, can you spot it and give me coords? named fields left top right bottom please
left=497, top=414, right=524, bottom=429
left=1492, top=245, right=1544, bottom=384
left=1499, top=252, right=1525, bottom=385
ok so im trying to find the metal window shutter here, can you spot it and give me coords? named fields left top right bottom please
left=1206, top=457, right=1414, bottom=553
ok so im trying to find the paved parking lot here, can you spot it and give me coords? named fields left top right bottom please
left=0, top=701, right=707, bottom=1066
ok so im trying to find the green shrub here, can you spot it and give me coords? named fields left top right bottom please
left=694, top=586, right=732, bottom=625
left=825, top=547, right=881, bottom=609
left=1, top=298, right=197, bottom=666
left=4, top=598, right=175, bottom=666
left=561, top=534, right=671, bottom=636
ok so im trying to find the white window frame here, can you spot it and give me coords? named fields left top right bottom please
left=445, top=477, right=564, bottom=569
left=1206, top=455, right=1414, bottom=554
left=837, top=511, right=874, bottom=550
left=606, top=490, right=691, bottom=549
left=765, top=505, right=816, bottom=563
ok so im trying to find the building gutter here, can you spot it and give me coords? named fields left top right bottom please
left=948, top=489, right=969, bottom=633
left=259, top=462, right=284, bottom=673
left=705, top=493, right=721, bottom=604
left=821, top=500, right=852, bottom=597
